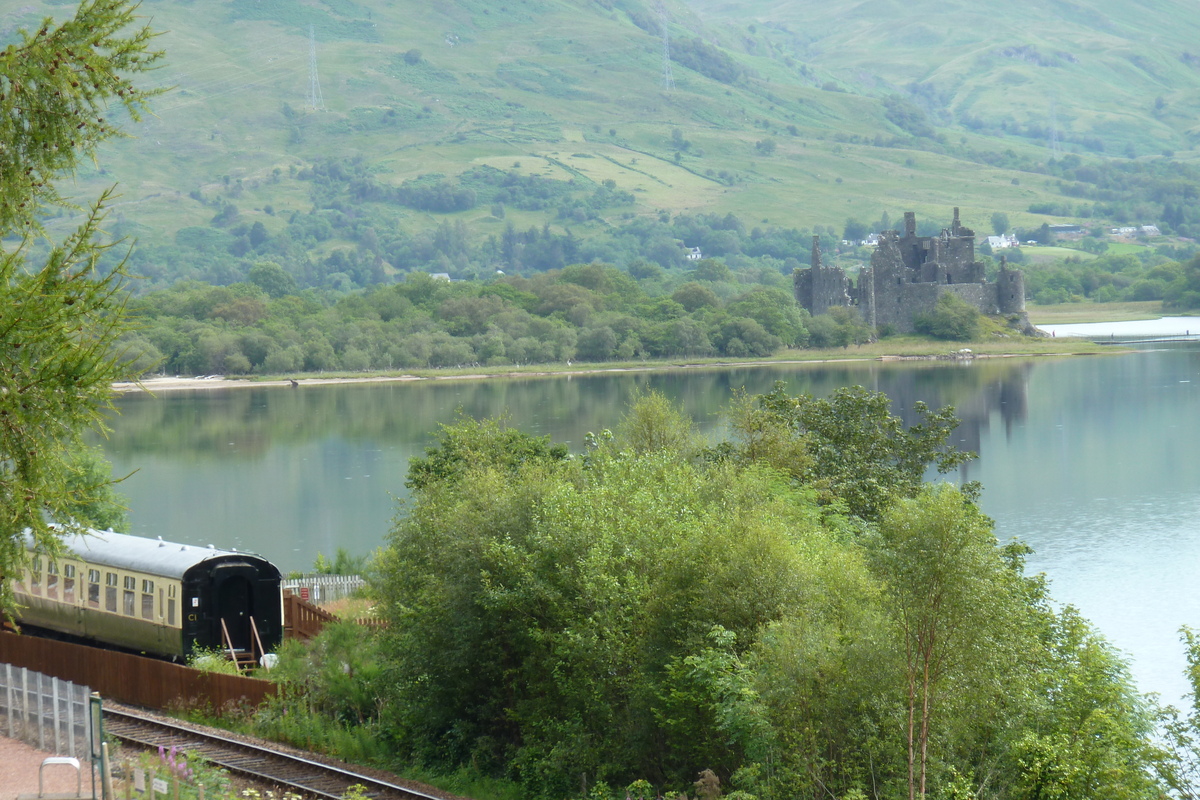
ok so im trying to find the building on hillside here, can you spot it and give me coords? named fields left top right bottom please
left=794, top=208, right=1030, bottom=334
left=987, top=234, right=1019, bottom=249
left=685, top=247, right=703, bottom=261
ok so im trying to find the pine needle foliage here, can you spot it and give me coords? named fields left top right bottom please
left=0, top=0, right=161, bottom=610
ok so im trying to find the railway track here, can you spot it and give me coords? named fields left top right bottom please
left=103, top=708, right=451, bottom=800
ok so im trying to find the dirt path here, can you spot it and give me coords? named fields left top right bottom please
left=0, top=736, right=96, bottom=800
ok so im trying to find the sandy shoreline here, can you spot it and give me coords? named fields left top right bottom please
left=111, top=351, right=1081, bottom=394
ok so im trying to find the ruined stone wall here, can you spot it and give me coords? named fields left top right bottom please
left=792, top=208, right=1027, bottom=335
left=794, top=266, right=850, bottom=316
left=874, top=283, right=940, bottom=333
left=873, top=284, right=1002, bottom=333
left=943, top=284, right=1000, bottom=314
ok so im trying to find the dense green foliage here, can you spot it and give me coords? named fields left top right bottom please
left=913, top=293, right=981, bottom=341
left=0, top=0, right=157, bottom=605
left=352, top=390, right=1168, bottom=800
left=114, top=172, right=843, bottom=294
left=121, top=262, right=820, bottom=375
left=1164, top=254, right=1200, bottom=311
left=1022, top=249, right=1197, bottom=306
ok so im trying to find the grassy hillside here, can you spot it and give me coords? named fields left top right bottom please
left=7, top=0, right=1198, bottom=288
left=688, top=0, right=1200, bottom=157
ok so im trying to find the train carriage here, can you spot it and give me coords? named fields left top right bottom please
left=11, top=529, right=283, bottom=660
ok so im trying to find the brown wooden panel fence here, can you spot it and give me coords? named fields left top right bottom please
left=283, top=591, right=338, bottom=641
left=0, top=632, right=276, bottom=712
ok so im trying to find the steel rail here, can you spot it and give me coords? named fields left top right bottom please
left=103, top=708, right=447, bottom=800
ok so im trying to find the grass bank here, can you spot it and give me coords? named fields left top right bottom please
left=1026, top=301, right=1166, bottom=324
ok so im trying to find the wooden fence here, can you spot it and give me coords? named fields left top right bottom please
left=0, top=632, right=276, bottom=712
left=283, top=591, right=339, bottom=641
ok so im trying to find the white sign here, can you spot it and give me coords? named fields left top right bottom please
left=133, top=769, right=145, bottom=792
left=153, top=778, right=169, bottom=795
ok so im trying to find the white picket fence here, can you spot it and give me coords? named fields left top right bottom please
left=0, top=663, right=93, bottom=761
left=281, top=574, right=366, bottom=603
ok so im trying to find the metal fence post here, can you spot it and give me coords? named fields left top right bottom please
left=53, top=674, right=62, bottom=754
left=38, top=670, right=47, bottom=751
left=4, top=663, right=12, bottom=739
left=22, top=666, right=31, bottom=748
left=67, top=680, right=76, bottom=759
left=92, top=693, right=104, bottom=800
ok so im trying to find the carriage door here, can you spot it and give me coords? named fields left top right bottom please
left=213, top=563, right=255, bottom=650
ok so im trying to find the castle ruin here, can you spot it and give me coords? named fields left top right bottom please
left=794, top=208, right=1028, bottom=334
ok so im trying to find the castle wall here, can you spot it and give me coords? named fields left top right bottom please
left=793, top=208, right=1028, bottom=335
left=876, top=283, right=940, bottom=332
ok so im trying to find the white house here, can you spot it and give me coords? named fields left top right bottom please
left=986, top=234, right=1019, bottom=249
left=685, top=247, right=703, bottom=261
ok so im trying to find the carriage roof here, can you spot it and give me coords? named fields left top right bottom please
left=27, top=529, right=278, bottom=580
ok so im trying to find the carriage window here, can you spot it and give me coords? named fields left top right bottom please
left=88, top=569, right=101, bottom=608
left=63, top=565, right=76, bottom=603
left=141, top=580, right=155, bottom=620
left=46, top=562, right=58, bottom=600
left=30, top=558, right=41, bottom=595
left=123, top=576, right=136, bottom=616
left=167, top=585, right=177, bottom=626
left=105, top=572, right=118, bottom=613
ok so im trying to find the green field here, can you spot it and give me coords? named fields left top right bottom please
left=1026, top=301, right=1166, bottom=324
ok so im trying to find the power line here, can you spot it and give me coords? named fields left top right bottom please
left=309, top=24, right=325, bottom=111
left=657, top=1, right=674, bottom=92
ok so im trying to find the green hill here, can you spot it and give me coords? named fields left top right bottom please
left=9, top=0, right=1200, bottom=289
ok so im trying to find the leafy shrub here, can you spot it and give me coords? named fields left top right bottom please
left=671, top=38, right=743, bottom=84
left=186, top=647, right=242, bottom=675
left=913, top=293, right=981, bottom=340
left=882, top=95, right=935, bottom=138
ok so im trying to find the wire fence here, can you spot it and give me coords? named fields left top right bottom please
left=0, top=662, right=93, bottom=761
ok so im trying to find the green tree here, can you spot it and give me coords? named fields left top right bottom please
left=404, top=414, right=568, bottom=491
left=614, top=389, right=699, bottom=456
left=248, top=260, right=298, bottom=298
left=869, top=485, right=1024, bottom=800
left=913, top=293, right=981, bottom=341
left=991, top=212, right=1010, bottom=235
left=842, top=218, right=868, bottom=242
left=0, top=0, right=161, bottom=606
left=1165, top=253, right=1200, bottom=311
left=375, top=405, right=850, bottom=795
left=1009, top=606, right=1165, bottom=800
left=745, top=382, right=974, bottom=521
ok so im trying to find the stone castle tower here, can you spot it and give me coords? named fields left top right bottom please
left=795, top=208, right=1027, bottom=334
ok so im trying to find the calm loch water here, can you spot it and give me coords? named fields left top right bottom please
left=101, top=343, right=1200, bottom=707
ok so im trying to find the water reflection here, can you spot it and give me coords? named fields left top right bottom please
left=102, top=358, right=1035, bottom=571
